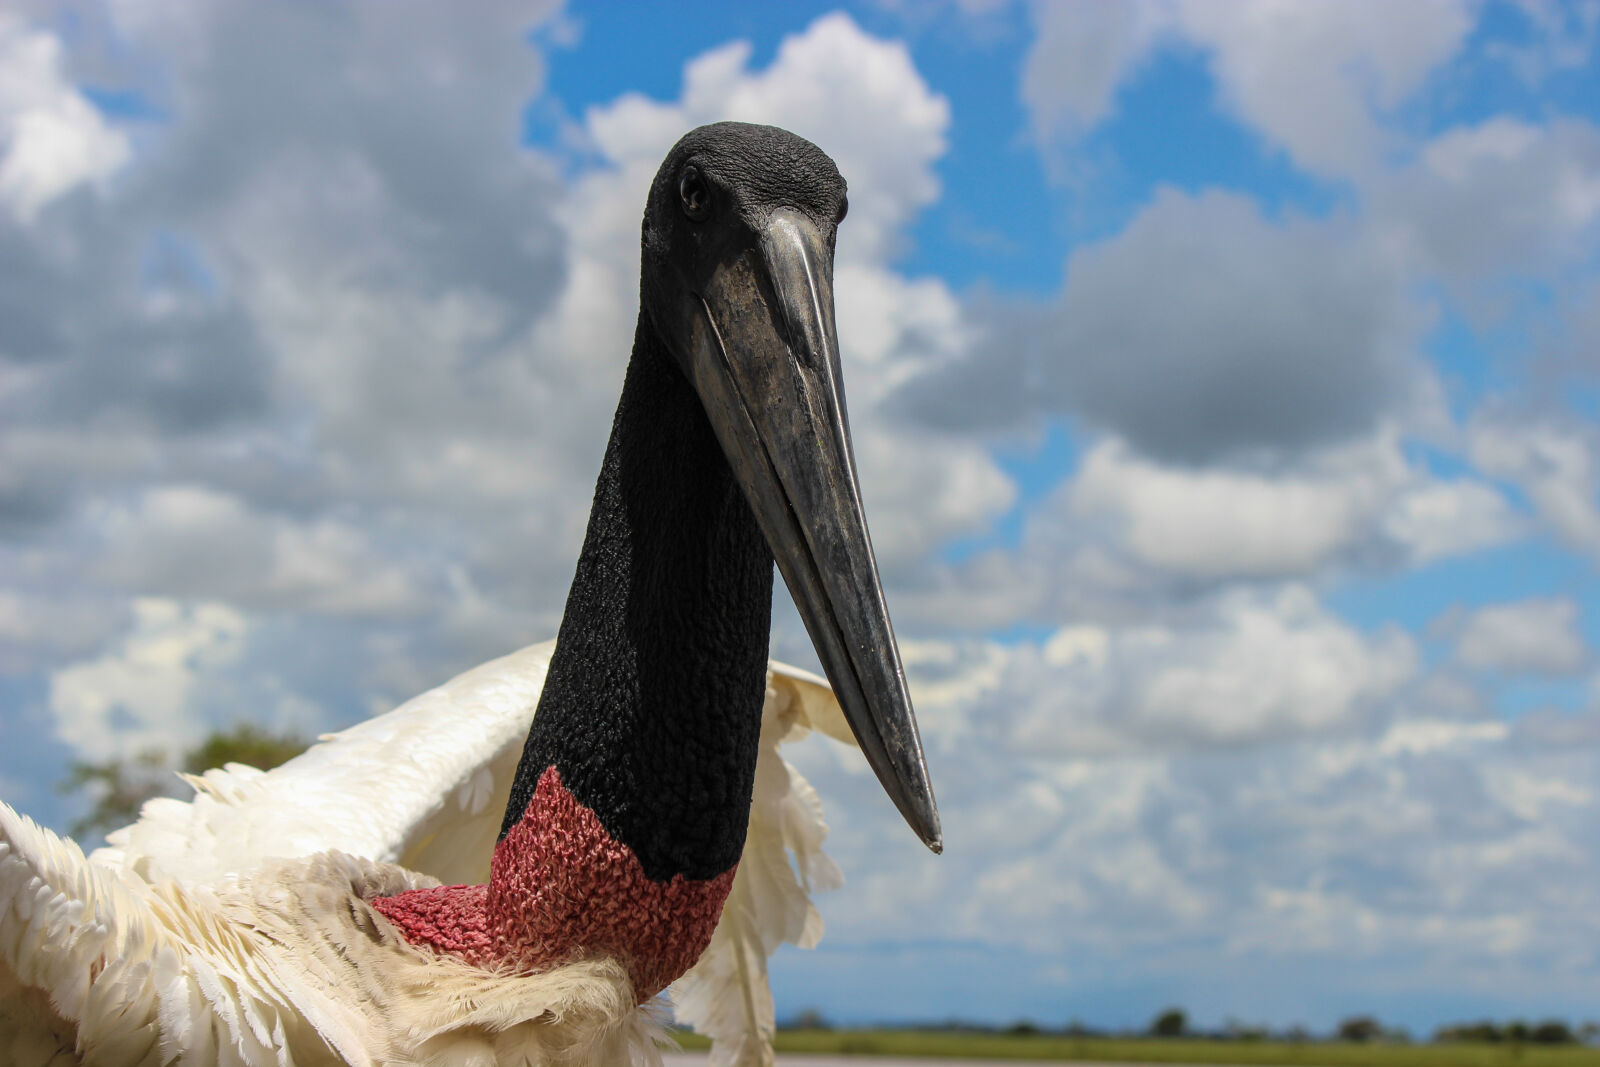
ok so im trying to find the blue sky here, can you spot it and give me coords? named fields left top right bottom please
left=3, top=0, right=1600, bottom=1037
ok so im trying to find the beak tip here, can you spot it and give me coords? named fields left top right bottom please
left=909, top=801, right=942, bottom=855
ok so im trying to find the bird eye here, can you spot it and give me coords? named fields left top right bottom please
left=836, top=197, right=848, bottom=224
left=679, top=166, right=710, bottom=222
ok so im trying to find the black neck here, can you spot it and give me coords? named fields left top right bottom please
left=499, top=313, right=775, bottom=881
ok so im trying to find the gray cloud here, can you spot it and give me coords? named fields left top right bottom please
left=1444, top=597, right=1591, bottom=677
left=0, top=197, right=272, bottom=438
left=2, top=1, right=567, bottom=451
left=1375, top=117, right=1600, bottom=293
left=905, top=189, right=1427, bottom=464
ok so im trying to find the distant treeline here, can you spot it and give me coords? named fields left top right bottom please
left=1433, top=1019, right=1594, bottom=1045
left=779, top=1007, right=1600, bottom=1046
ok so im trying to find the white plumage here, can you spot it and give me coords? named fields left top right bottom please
left=0, top=640, right=855, bottom=1066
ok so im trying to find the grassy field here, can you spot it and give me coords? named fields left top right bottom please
left=672, top=1029, right=1600, bottom=1064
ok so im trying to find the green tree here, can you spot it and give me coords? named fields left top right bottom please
left=61, top=724, right=309, bottom=839
left=1531, top=1020, right=1574, bottom=1044
left=181, top=724, right=308, bottom=778
left=783, top=1009, right=831, bottom=1032
left=1149, top=1008, right=1186, bottom=1038
left=1337, top=1016, right=1382, bottom=1043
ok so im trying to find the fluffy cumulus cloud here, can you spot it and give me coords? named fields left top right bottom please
left=889, top=429, right=1520, bottom=636
left=1471, top=414, right=1600, bottom=564
left=784, top=596, right=1600, bottom=997
left=49, top=598, right=247, bottom=761
left=871, top=1, right=1600, bottom=1018
left=1489, top=0, right=1600, bottom=82
left=579, top=12, right=949, bottom=265
left=91, top=485, right=429, bottom=620
left=890, top=0, right=1585, bottom=630
left=1020, top=1, right=1169, bottom=146
left=1167, top=0, right=1475, bottom=179
left=994, top=585, right=1416, bottom=753
left=0, top=12, right=129, bottom=222
left=1446, top=597, right=1590, bottom=676
left=1068, top=434, right=1521, bottom=581
left=1023, top=0, right=1475, bottom=178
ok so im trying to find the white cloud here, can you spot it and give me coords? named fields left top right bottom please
left=1471, top=415, right=1600, bottom=564
left=581, top=12, right=947, bottom=265
left=1486, top=765, right=1593, bottom=821
left=1170, top=0, right=1475, bottom=179
left=1064, top=433, right=1519, bottom=582
left=1127, top=587, right=1415, bottom=745
left=1382, top=477, right=1529, bottom=565
left=1070, top=439, right=1391, bottom=580
left=1378, top=718, right=1509, bottom=758
left=0, top=0, right=592, bottom=725
left=900, top=585, right=1417, bottom=757
left=1021, top=1, right=1168, bottom=145
left=49, top=598, right=246, bottom=761
left=1447, top=597, right=1590, bottom=676
left=791, top=613, right=1600, bottom=972
left=1020, top=0, right=1476, bottom=179
left=857, top=430, right=1017, bottom=567
left=0, top=13, right=129, bottom=223
left=91, top=486, right=428, bottom=619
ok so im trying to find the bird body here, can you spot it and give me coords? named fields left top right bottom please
left=1, top=122, right=938, bottom=1066
left=1, top=641, right=852, bottom=1065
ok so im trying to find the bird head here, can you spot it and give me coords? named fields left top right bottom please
left=637, top=122, right=941, bottom=854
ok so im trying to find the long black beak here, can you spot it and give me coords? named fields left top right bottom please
left=679, top=208, right=942, bottom=853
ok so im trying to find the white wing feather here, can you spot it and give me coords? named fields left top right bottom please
left=0, top=803, right=331, bottom=1067
left=93, top=642, right=557, bottom=889
left=0, top=802, right=165, bottom=1066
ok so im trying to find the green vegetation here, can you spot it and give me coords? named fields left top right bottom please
left=673, top=1028, right=1600, bottom=1063
left=61, top=724, right=309, bottom=838
left=676, top=1010, right=1600, bottom=1063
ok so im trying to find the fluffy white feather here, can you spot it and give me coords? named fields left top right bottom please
left=1, top=642, right=853, bottom=1065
